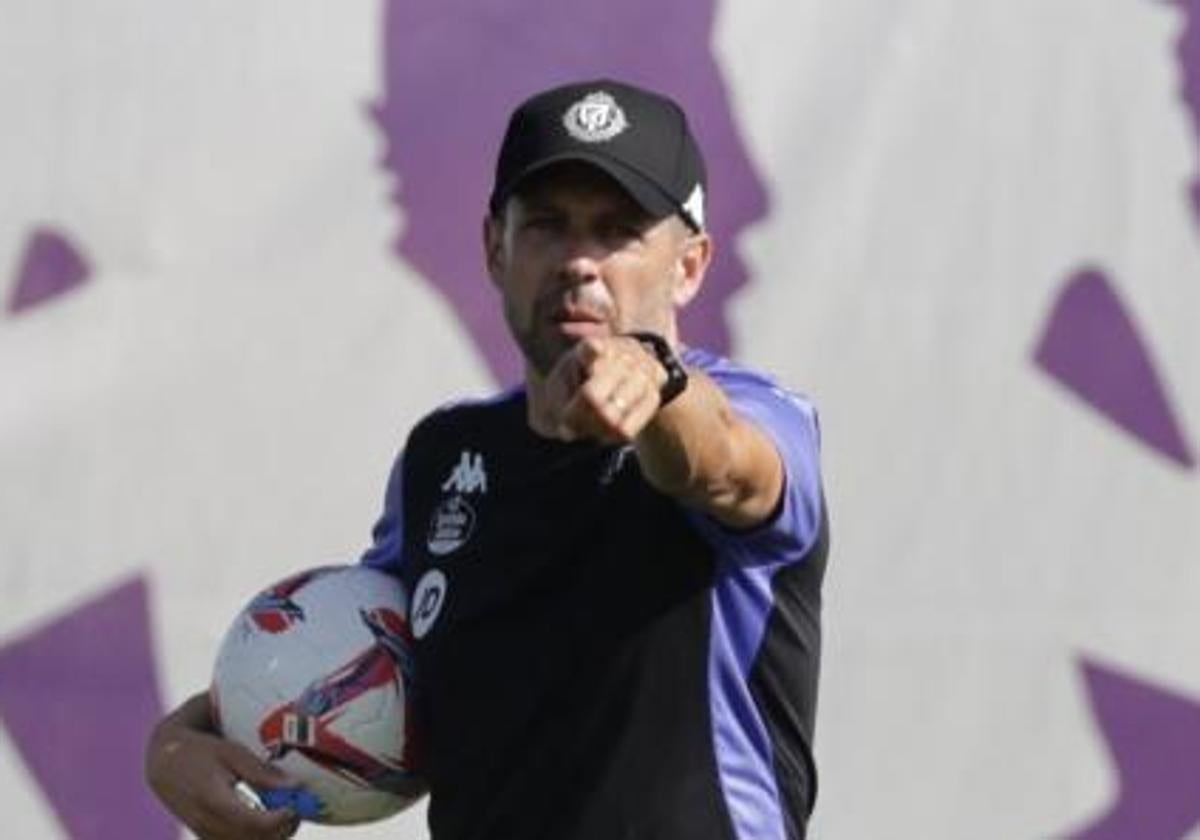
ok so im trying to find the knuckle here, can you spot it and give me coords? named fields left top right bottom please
left=580, top=382, right=607, bottom=411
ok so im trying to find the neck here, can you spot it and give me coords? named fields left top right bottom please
left=523, top=363, right=561, bottom=439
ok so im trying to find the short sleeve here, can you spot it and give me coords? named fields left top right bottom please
left=360, top=451, right=406, bottom=573
left=686, top=361, right=825, bottom=567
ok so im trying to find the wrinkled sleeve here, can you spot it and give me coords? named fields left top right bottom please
left=360, top=451, right=406, bottom=573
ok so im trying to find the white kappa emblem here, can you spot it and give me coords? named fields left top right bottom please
left=442, top=450, right=488, bottom=495
left=563, top=91, right=629, bottom=143
left=411, top=569, right=448, bottom=639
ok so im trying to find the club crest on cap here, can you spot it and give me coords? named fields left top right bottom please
left=563, top=91, right=629, bottom=143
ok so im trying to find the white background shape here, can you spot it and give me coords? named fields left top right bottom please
left=2, top=1, right=1198, bottom=838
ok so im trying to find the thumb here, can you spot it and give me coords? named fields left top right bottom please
left=219, top=741, right=298, bottom=790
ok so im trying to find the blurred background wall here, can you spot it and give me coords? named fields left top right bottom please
left=1, top=0, right=1197, bottom=837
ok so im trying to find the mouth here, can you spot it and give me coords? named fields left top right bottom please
left=548, top=306, right=610, bottom=338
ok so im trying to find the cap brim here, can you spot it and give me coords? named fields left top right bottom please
left=492, top=150, right=679, bottom=224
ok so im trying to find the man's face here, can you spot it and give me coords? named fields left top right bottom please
left=376, top=0, right=764, bottom=382
left=485, top=164, right=708, bottom=376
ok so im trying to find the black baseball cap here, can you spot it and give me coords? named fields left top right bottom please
left=488, top=79, right=708, bottom=231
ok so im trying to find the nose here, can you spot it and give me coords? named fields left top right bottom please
left=556, top=230, right=607, bottom=285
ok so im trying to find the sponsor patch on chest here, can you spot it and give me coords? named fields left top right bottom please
left=427, top=495, right=477, bottom=556
left=427, top=449, right=487, bottom=556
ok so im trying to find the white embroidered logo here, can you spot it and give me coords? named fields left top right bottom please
left=427, top=495, right=477, bottom=556
left=563, top=91, right=629, bottom=143
left=442, top=450, right=488, bottom=495
left=411, top=569, right=448, bottom=640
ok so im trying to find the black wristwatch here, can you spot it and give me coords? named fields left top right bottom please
left=625, top=331, right=689, bottom=406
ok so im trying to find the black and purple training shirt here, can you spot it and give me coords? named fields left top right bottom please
left=363, top=348, right=828, bottom=840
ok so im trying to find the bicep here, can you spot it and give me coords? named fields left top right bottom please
left=706, top=382, right=824, bottom=555
left=708, top=415, right=786, bottom=529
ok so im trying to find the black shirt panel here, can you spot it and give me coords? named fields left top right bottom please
left=749, top=502, right=829, bottom=840
left=398, top=394, right=736, bottom=840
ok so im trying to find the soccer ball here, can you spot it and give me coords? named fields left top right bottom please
left=211, top=564, right=425, bottom=824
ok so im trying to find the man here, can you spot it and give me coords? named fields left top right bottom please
left=146, top=79, right=828, bottom=840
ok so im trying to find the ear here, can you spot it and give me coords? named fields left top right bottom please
left=483, top=213, right=505, bottom=288
left=671, top=230, right=713, bottom=308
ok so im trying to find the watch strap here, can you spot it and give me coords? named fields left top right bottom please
left=625, top=331, right=689, bottom=406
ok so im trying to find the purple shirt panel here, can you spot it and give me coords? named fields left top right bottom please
left=361, top=453, right=406, bottom=573
left=680, top=347, right=824, bottom=563
left=682, top=348, right=824, bottom=840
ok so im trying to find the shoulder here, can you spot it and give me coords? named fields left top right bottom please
left=681, top=348, right=827, bottom=560
left=407, top=385, right=527, bottom=444
left=401, top=386, right=531, bottom=488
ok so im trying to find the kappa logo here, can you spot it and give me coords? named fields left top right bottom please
left=563, top=91, right=629, bottom=143
left=442, top=450, right=488, bottom=495
left=411, top=569, right=448, bottom=640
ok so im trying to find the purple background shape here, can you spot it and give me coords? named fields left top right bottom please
left=1034, top=268, right=1195, bottom=468
left=1167, top=0, right=1200, bottom=218
left=0, top=575, right=177, bottom=840
left=372, top=0, right=768, bottom=384
left=7, top=227, right=92, bottom=315
left=1063, top=658, right=1200, bottom=840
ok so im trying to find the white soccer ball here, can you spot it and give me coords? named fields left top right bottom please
left=211, top=564, right=425, bottom=824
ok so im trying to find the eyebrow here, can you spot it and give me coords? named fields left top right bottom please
left=516, top=196, right=565, bottom=214
left=520, top=191, right=653, bottom=222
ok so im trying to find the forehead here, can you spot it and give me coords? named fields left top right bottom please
left=509, top=162, right=654, bottom=219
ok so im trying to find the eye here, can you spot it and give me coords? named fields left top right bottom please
left=597, top=219, right=643, bottom=243
left=520, top=212, right=563, bottom=233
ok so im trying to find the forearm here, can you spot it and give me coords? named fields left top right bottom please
left=634, top=369, right=781, bottom=528
left=158, top=691, right=216, bottom=737
left=145, top=689, right=301, bottom=837
left=532, top=336, right=785, bottom=527
left=146, top=692, right=213, bottom=793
